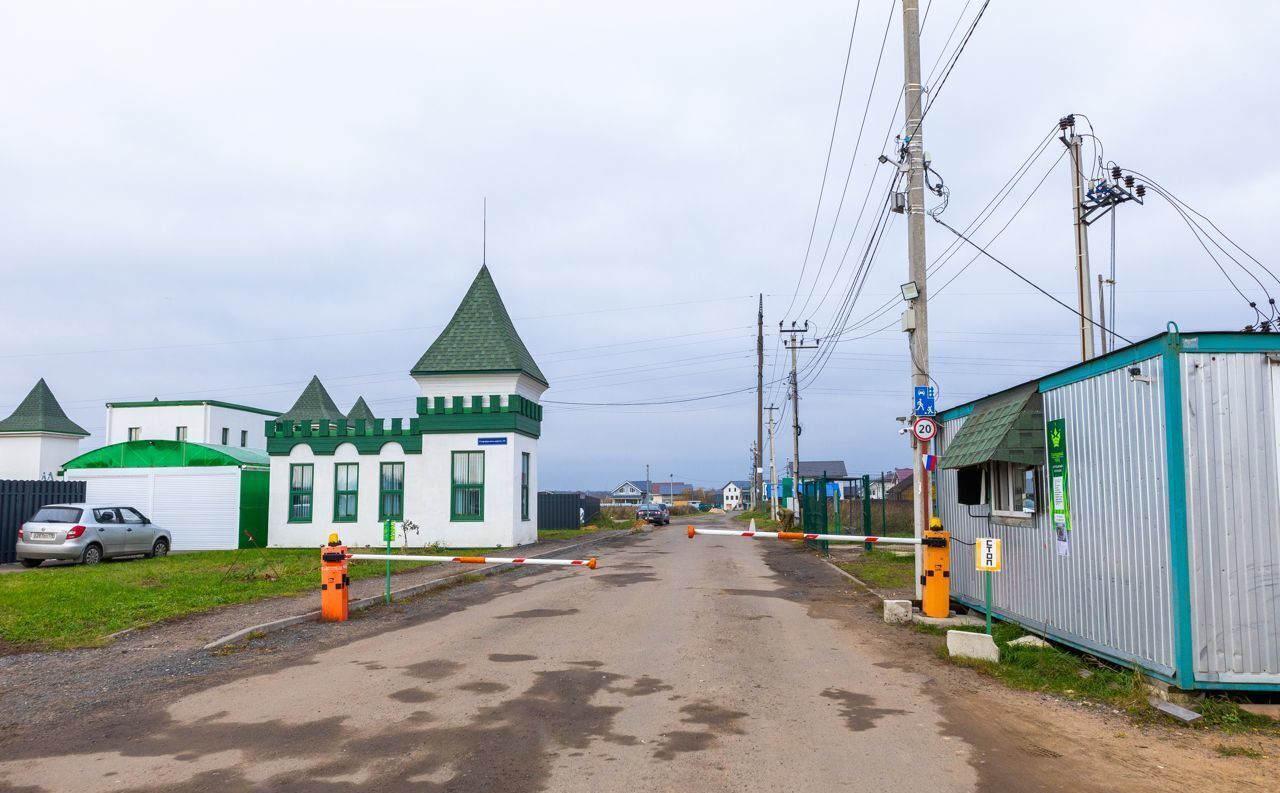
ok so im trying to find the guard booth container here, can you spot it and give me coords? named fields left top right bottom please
left=934, top=329, right=1280, bottom=692
left=61, top=440, right=270, bottom=550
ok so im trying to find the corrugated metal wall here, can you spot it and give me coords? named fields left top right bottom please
left=1182, top=352, right=1280, bottom=684
left=938, top=355, right=1177, bottom=676
left=536, top=492, right=599, bottom=529
left=0, top=479, right=86, bottom=563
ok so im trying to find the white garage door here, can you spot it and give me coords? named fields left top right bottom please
left=151, top=472, right=240, bottom=551
left=83, top=475, right=154, bottom=515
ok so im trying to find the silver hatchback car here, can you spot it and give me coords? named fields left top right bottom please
left=16, top=503, right=172, bottom=568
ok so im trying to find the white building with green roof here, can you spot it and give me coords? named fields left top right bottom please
left=0, top=379, right=89, bottom=479
left=266, top=266, right=546, bottom=549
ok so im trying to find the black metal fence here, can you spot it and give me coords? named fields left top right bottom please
left=1, top=479, right=86, bottom=564
left=537, top=492, right=601, bottom=530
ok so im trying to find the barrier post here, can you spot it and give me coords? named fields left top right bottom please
left=383, top=520, right=395, bottom=604
left=920, top=516, right=950, bottom=618
left=320, top=533, right=350, bottom=622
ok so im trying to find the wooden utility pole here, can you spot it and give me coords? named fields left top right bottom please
left=781, top=323, right=818, bottom=526
left=1061, top=115, right=1096, bottom=361
left=766, top=404, right=780, bottom=521
left=901, top=0, right=932, bottom=597
left=755, top=294, right=764, bottom=511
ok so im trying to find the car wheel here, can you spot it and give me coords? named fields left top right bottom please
left=150, top=538, right=169, bottom=558
left=82, top=544, right=103, bottom=565
left=19, top=559, right=41, bottom=569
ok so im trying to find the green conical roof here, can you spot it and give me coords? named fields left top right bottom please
left=411, top=265, right=548, bottom=386
left=346, top=396, right=376, bottom=422
left=0, top=379, right=88, bottom=436
left=277, top=376, right=346, bottom=423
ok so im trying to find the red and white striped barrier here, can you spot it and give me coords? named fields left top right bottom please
left=345, top=553, right=597, bottom=569
left=686, top=525, right=921, bottom=546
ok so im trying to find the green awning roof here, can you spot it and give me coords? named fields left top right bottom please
left=941, top=388, right=1045, bottom=469
left=63, top=440, right=269, bottom=470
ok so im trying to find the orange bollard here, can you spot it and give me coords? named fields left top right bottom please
left=921, top=517, right=951, bottom=618
left=320, top=532, right=350, bottom=622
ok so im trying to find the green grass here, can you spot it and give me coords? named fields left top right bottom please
left=733, top=509, right=784, bottom=530
left=1215, top=744, right=1264, bottom=759
left=939, top=621, right=1280, bottom=734
left=834, top=549, right=916, bottom=590
left=0, top=546, right=492, bottom=652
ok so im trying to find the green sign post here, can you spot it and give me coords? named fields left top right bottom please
left=383, top=520, right=396, bottom=603
left=1047, top=418, right=1070, bottom=532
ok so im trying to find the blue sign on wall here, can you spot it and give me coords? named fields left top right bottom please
left=477, top=437, right=508, bottom=446
left=913, top=385, right=936, bottom=417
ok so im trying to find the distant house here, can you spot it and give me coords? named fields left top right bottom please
left=651, top=481, right=692, bottom=505
left=0, top=379, right=89, bottom=480
left=606, top=480, right=649, bottom=505
left=791, top=460, right=848, bottom=479
left=721, top=480, right=751, bottom=510
left=869, top=467, right=914, bottom=499
left=886, top=473, right=914, bottom=502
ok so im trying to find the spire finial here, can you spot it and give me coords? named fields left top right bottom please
left=483, top=197, right=487, bottom=265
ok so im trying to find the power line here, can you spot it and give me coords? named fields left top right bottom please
left=796, top=1, right=898, bottom=320
left=784, top=2, right=865, bottom=321
left=904, top=0, right=992, bottom=145
left=931, top=216, right=1134, bottom=344
left=543, top=379, right=789, bottom=407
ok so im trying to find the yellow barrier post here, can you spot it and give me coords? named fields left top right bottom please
left=921, top=516, right=950, bottom=618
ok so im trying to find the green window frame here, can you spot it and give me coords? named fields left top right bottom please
left=334, top=463, right=359, bottom=523
left=379, top=462, right=405, bottom=521
left=451, top=451, right=484, bottom=521
left=289, top=464, right=314, bottom=523
left=521, top=452, right=530, bottom=521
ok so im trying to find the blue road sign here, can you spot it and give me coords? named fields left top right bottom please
left=913, top=386, right=936, bottom=417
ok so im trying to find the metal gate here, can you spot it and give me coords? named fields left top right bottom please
left=1, top=479, right=87, bottom=564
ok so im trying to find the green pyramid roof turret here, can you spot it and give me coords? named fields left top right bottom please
left=411, top=265, right=548, bottom=386
left=277, top=376, right=347, bottom=423
left=0, top=379, right=89, bottom=436
left=346, top=396, right=376, bottom=423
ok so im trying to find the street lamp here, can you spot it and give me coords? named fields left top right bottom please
left=900, top=281, right=920, bottom=301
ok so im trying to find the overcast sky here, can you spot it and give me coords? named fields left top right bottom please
left=3, top=1, right=1277, bottom=491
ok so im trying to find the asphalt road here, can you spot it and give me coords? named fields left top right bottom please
left=3, top=516, right=1265, bottom=792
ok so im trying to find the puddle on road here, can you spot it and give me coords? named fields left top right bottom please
left=495, top=608, right=580, bottom=619
left=389, top=688, right=437, bottom=703
left=820, top=687, right=908, bottom=732
left=457, top=681, right=510, bottom=693
left=402, top=659, right=463, bottom=681
left=489, top=653, right=538, bottom=663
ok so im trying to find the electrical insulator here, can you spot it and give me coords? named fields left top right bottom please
left=1136, top=184, right=1146, bottom=198
left=1124, top=175, right=1135, bottom=188
left=1111, top=165, right=1122, bottom=180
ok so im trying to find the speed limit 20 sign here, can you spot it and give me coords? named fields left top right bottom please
left=911, top=416, right=937, bottom=442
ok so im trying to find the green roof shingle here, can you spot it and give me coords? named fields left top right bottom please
left=941, top=388, right=1044, bottom=469
left=0, top=379, right=89, bottom=437
left=277, top=376, right=347, bottom=423
left=411, top=265, right=548, bottom=386
left=346, top=396, right=376, bottom=423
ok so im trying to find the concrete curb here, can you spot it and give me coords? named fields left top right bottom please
left=820, top=556, right=892, bottom=601
left=202, top=531, right=633, bottom=651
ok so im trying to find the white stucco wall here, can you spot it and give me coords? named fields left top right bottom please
left=267, top=433, right=537, bottom=549
left=413, top=373, right=548, bottom=403
left=106, top=404, right=274, bottom=448
left=0, top=434, right=82, bottom=479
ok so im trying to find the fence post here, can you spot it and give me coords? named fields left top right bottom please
left=862, top=474, right=873, bottom=552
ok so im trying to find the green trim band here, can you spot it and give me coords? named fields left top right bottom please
left=107, top=399, right=280, bottom=417
left=1161, top=332, right=1196, bottom=689
left=266, top=418, right=424, bottom=455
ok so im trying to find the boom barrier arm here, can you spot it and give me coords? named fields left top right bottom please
left=686, top=525, right=942, bottom=547
left=345, top=553, right=597, bottom=569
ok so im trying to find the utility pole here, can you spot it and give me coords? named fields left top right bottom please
left=766, top=404, right=779, bottom=521
left=781, top=322, right=818, bottom=526
left=901, top=0, right=932, bottom=592
left=755, top=294, right=764, bottom=512
left=1097, top=275, right=1108, bottom=355
left=1060, top=115, right=1096, bottom=361
left=645, top=463, right=650, bottom=504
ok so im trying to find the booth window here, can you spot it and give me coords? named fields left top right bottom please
left=521, top=453, right=531, bottom=521
left=334, top=463, right=359, bottom=522
left=451, top=451, right=485, bottom=521
left=289, top=464, right=314, bottom=522
left=379, top=462, right=404, bottom=521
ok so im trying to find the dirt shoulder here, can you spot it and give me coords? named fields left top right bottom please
left=755, top=541, right=1279, bottom=791
left=0, top=528, right=632, bottom=733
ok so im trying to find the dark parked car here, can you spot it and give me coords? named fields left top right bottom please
left=636, top=503, right=670, bottom=526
